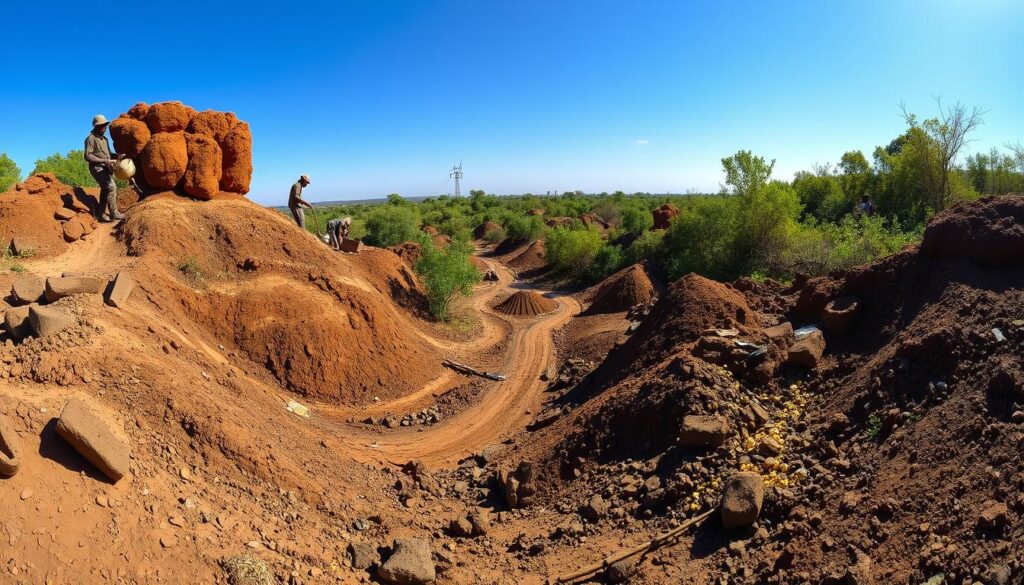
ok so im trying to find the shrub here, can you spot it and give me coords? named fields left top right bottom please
left=584, top=243, right=624, bottom=282
left=661, top=196, right=741, bottom=281
left=624, top=229, right=665, bottom=265
left=31, top=150, right=98, bottom=188
left=590, top=199, right=623, bottom=228
left=782, top=215, right=917, bottom=275
left=620, top=204, right=654, bottom=233
left=545, top=226, right=605, bottom=276
left=364, top=204, right=420, bottom=247
left=505, top=215, right=546, bottom=242
left=415, top=239, right=481, bottom=321
left=483, top=227, right=507, bottom=244
left=0, top=153, right=21, bottom=192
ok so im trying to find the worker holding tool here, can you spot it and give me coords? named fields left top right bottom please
left=84, top=115, right=126, bottom=223
left=325, top=216, right=352, bottom=250
left=288, top=174, right=314, bottom=228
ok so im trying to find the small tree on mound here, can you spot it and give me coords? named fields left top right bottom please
left=31, top=150, right=98, bottom=188
left=0, top=153, right=21, bottom=192
left=415, top=239, right=481, bottom=321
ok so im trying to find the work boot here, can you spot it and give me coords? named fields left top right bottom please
left=107, top=191, right=125, bottom=221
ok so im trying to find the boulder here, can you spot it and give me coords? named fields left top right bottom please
left=140, top=132, right=188, bottom=190
left=188, top=110, right=238, bottom=142
left=0, top=417, right=22, bottom=477
left=348, top=541, right=379, bottom=570
left=29, top=305, right=76, bottom=337
left=10, top=275, right=45, bottom=305
left=105, top=272, right=135, bottom=308
left=54, top=207, right=76, bottom=221
left=378, top=538, right=435, bottom=585
left=45, top=276, right=105, bottom=302
left=498, top=461, right=537, bottom=509
left=220, top=122, right=253, bottom=194
left=786, top=329, right=826, bottom=369
left=144, top=101, right=194, bottom=133
left=62, top=219, right=85, bottom=242
left=183, top=133, right=223, bottom=200
left=679, top=415, right=730, bottom=447
left=763, top=322, right=794, bottom=349
left=822, top=296, right=860, bottom=335
left=606, top=557, right=638, bottom=584
left=109, top=117, right=152, bottom=158
left=4, top=305, right=33, bottom=340
left=55, top=398, right=130, bottom=483
left=721, top=472, right=764, bottom=528
left=977, top=500, right=1010, bottom=530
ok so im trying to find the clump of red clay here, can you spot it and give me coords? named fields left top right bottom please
left=495, top=290, right=558, bottom=316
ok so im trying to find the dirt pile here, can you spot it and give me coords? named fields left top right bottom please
left=505, top=239, right=547, bottom=273
left=118, top=195, right=440, bottom=404
left=473, top=221, right=501, bottom=239
left=0, top=174, right=103, bottom=258
left=111, top=101, right=252, bottom=199
left=495, top=290, right=558, bottom=316
left=652, top=203, right=678, bottom=229
left=586, top=262, right=656, bottom=314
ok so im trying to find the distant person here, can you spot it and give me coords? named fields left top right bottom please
left=857, top=195, right=875, bottom=216
left=84, top=115, right=125, bottom=222
left=288, top=174, right=313, bottom=228
left=325, top=216, right=352, bottom=250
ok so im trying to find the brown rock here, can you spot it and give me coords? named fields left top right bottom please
left=339, top=238, right=362, bottom=253
left=140, top=132, right=188, bottom=190
left=144, top=101, right=194, bottom=133
left=4, top=305, right=34, bottom=340
left=581, top=494, right=609, bottom=521
left=348, top=541, right=378, bottom=570
left=652, top=203, right=679, bottom=230
left=183, top=133, right=223, bottom=200
left=105, top=272, right=135, bottom=308
left=10, top=275, right=44, bottom=305
left=978, top=500, right=1010, bottom=530
left=109, top=117, right=152, bottom=158
left=55, top=398, right=130, bottom=483
left=9, top=236, right=37, bottom=256
left=679, top=415, right=730, bottom=447
left=54, top=207, right=76, bottom=221
left=822, top=296, right=860, bottom=335
left=220, top=122, right=253, bottom=194
left=721, top=472, right=764, bottom=528
left=29, top=305, right=76, bottom=337
left=786, top=329, right=825, bottom=369
left=378, top=538, right=435, bottom=585
left=606, top=557, right=638, bottom=583
left=0, top=416, right=23, bottom=478
left=763, top=321, right=794, bottom=348
left=45, top=276, right=105, bottom=302
left=62, top=218, right=85, bottom=242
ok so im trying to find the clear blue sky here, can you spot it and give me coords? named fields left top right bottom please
left=2, top=0, right=1021, bottom=205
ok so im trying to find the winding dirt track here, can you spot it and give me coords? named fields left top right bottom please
left=324, top=256, right=581, bottom=467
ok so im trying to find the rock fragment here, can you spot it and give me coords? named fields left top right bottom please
left=4, top=305, right=33, bottom=340
left=105, top=272, right=136, bottom=308
left=679, top=414, right=730, bottom=447
left=45, top=276, right=105, bottom=302
left=55, top=398, right=130, bottom=483
left=29, top=305, right=76, bottom=337
left=378, top=538, right=435, bottom=584
left=0, top=417, right=22, bottom=477
left=786, top=329, right=826, bottom=369
left=721, top=472, right=764, bottom=528
left=10, top=275, right=44, bottom=305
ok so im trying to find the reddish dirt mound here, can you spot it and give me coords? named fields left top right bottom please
left=0, top=174, right=107, bottom=257
left=586, top=262, right=656, bottom=314
left=118, top=195, right=440, bottom=404
left=505, top=239, right=547, bottom=272
left=579, top=212, right=610, bottom=230
left=473, top=221, right=501, bottom=239
left=920, top=194, right=1024, bottom=266
left=495, top=290, right=557, bottom=316
left=652, top=203, right=678, bottom=229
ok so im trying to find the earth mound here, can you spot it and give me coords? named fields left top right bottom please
left=652, top=203, right=679, bottom=229
left=920, top=194, right=1024, bottom=266
left=111, top=101, right=252, bottom=199
left=495, top=290, right=557, bottom=316
left=0, top=174, right=105, bottom=257
left=505, top=239, right=547, bottom=273
left=586, top=262, right=656, bottom=314
left=473, top=221, right=501, bottom=239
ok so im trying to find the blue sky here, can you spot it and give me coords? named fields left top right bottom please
left=2, top=0, right=1021, bottom=205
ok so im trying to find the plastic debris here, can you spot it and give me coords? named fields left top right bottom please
left=286, top=399, right=311, bottom=418
left=794, top=325, right=820, bottom=340
left=992, top=328, right=1006, bottom=342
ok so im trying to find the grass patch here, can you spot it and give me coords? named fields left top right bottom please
left=865, top=413, right=882, bottom=440
left=177, top=256, right=204, bottom=280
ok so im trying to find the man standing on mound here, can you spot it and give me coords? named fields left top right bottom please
left=84, top=115, right=124, bottom=223
left=288, top=174, right=314, bottom=229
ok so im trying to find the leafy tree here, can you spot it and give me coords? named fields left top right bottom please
left=504, top=215, right=546, bottom=242
left=661, top=196, right=741, bottom=280
left=545, top=226, right=605, bottom=276
left=721, top=150, right=775, bottom=197
left=0, top=154, right=21, bottom=192
left=414, top=239, right=481, bottom=321
left=624, top=229, right=664, bottom=265
left=838, top=150, right=872, bottom=206
left=793, top=168, right=846, bottom=221
left=900, top=100, right=986, bottom=212
left=584, top=243, right=624, bottom=282
left=32, top=150, right=97, bottom=187
left=363, top=204, right=420, bottom=247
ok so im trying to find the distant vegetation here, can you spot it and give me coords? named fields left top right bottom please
left=305, top=101, right=1023, bottom=291
left=31, top=150, right=99, bottom=188
left=0, top=154, right=21, bottom=192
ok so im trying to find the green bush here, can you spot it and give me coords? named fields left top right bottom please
left=545, top=226, right=605, bottom=276
left=624, top=229, right=665, bottom=265
left=782, top=216, right=917, bottom=275
left=620, top=204, right=654, bottom=233
left=505, top=215, right=546, bottom=242
left=661, top=196, right=741, bottom=281
left=32, top=150, right=97, bottom=188
left=584, top=243, right=624, bottom=282
left=0, top=153, right=21, bottom=192
left=414, top=239, right=481, bottom=321
left=363, top=204, right=420, bottom=247
left=483, top=227, right=507, bottom=244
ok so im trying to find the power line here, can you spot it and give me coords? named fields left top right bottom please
left=450, top=161, right=463, bottom=197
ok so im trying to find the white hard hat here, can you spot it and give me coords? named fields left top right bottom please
left=92, top=114, right=109, bottom=127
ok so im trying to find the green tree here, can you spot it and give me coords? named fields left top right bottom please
left=414, top=240, right=481, bottom=321
left=363, top=204, right=420, bottom=247
left=721, top=150, right=775, bottom=197
left=900, top=100, right=985, bottom=212
left=505, top=215, right=546, bottom=242
left=545, top=226, right=605, bottom=276
left=793, top=168, right=846, bottom=221
left=31, top=150, right=97, bottom=187
left=0, top=154, right=21, bottom=192
left=838, top=150, right=872, bottom=207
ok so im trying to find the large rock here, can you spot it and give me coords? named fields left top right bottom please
left=62, top=218, right=85, bottom=242
left=183, top=133, right=223, bottom=200
left=679, top=415, right=730, bottom=447
left=4, top=305, right=33, bottom=340
left=377, top=538, right=435, bottom=585
left=498, top=461, right=537, bottom=509
left=109, top=117, right=152, bottom=158
left=55, top=399, right=130, bottom=483
left=54, top=207, right=76, bottom=221
left=105, top=272, right=135, bottom=308
left=29, top=305, right=75, bottom=337
left=822, top=296, right=860, bottom=335
left=220, top=122, right=253, bottom=194
left=45, top=276, right=105, bottom=302
left=140, top=131, right=188, bottom=190
left=0, top=416, right=23, bottom=477
left=721, top=472, right=764, bottom=528
left=9, top=236, right=37, bottom=257
left=144, top=101, right=194, bottom=133
left=348, top=541, right=379, bottom=570
left=786, top=329, right=826, bottom=369
left=188, top=110, right=238, bottom=142
left=10, top=275, right=44, bottom=305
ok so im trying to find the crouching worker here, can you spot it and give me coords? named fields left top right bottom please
left=326, top=216, right=352, bottom=250
left=84, top=115, right=125, bottom=222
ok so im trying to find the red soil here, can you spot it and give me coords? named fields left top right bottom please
left=586, top=262, right=656, bottom=314
left=495, top=290, right=558, bottom=316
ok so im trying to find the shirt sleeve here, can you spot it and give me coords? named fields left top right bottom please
left=84, top=135, right=109, bottom=164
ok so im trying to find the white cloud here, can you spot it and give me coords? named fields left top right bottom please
left=634, top=139, right=649, bottom=145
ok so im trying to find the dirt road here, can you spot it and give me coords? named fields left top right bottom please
left=323, top=256, right=580, bottom=467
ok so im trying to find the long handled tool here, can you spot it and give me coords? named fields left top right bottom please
left=309, top=206, right=324, bottom=239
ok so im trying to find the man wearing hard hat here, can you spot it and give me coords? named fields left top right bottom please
left=288, top=174, right=314, bottom=228
left=83, top=115, right=125, bottom=222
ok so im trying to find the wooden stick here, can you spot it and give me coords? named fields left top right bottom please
left=550, top=508, right=715, bottom=584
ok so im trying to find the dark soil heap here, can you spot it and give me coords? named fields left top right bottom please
left=473, top=221, right=501, bottom=239
left=586, top=262, right=657, bottom=314
left=506, top=240, right=547, bottom=273
left=495, top=290, right=558, bottom=316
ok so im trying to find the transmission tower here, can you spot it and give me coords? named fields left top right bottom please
left=450, top=162, right=463, bottom=197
